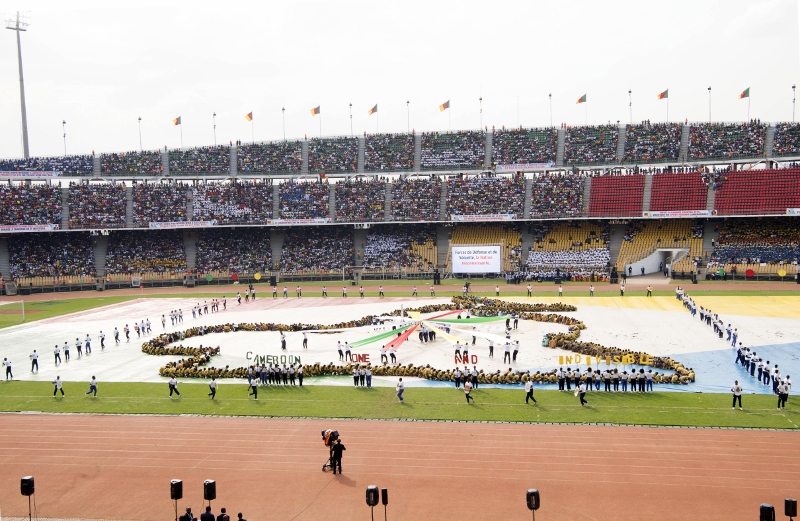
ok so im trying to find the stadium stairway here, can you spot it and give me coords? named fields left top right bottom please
left=185, top=186, right=194, bottom=219
left=272, top=184, right=280, bottom=218
left=329, top=183, right=336, bottom=220
left=679, top=124, right=690, bottom=162
left=439, top=180, right=448, bottom=221
left=60, top=186, right=70, bottom=229
left=523, top=177, right=532, bottom=219
left=125, top=186, right=134, bottom=228
left=616, top=124, right=627, bottom=160
left=161, top=151, right=170, bottom=175
left=93, top=155, right=101, bottom=176
left=436, top=225, right=450, bottom=268
left=384, top=182, right=392, bottom=220
left=520, top=227, right=535, bottom=265
left=0, top=238, right=11, bottom=280
left=702, top=220, right=721, bottom=259
left=270, top=229, right=285, bottom=267
left=357, top=137, right=365, bottom=174
left=581, top=177, right=592, bottom=216
left=183, top=231, right=198, bottom=271
left=642, top=174, right=653, bottom=212
left=485, top=131, right=493, bottom=167
left=93, top=234, right=109, bottom=277
left=556, top=127, right=566, bottom=167
left=414, top=134, right=422, bottom=171
left=705, top=185, right=716, bottom=211
left=301, top=142, right=309, bottom=176
left=764, top=124, right=775, bottom=157
left=229, top=146, right=237, bottom=176
left=607, top=223, right=627, bottom=267
left=353, top=228, right=367, bottom=266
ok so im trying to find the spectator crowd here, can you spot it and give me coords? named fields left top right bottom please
left=689, top=122, right=766, bottom=160
left=101, top=151, right=162, bottom=176
left=133, top=183, right=188, bottom=227
left=308, top=137, right=358, bottom=173
left=193, top=181, right=274, bottom=224
left=169, top=146, right=230, bottom=174
left=390, top=177, right=442, bottom=221
left=0, top=154, right=93, bottom=175
left=68, top=183, right=127, bottom=229
left=772, top=122, right=800, bottom=156
left=237, top=141, right=302, bottom=173
left=530, top=172, right=584, bottom=218
left=335, top=179, right=386, bottom=222
left=0, top=183, right=62, bottom=225
left=8, top=233, right=96, bottom=279
left=105, top=231, right=187, bottom=274
left=279, top=181, right=329, bottom=219
left=365, top=133, right=414, bottom=171
left=447, top=174, right=525, bottom=216
left=195, top=228, right=272, bottom=274
left=709, top=218, right=800, bottom=267
left=279, top=227, right=354, bottom=272
left=362, top=225, right=436, bottom=270
left=564, top=124, right=619, bottom=165
left=421, top=131, right=485, bottom=170
left=623, top=122, right=681, bottom=163
left=492, top=127, right=557, bottom=166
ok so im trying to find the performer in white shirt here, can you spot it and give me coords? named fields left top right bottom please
left=525, top=378, right=537, bottom=404
left=30, top=350, right=38, bottom=373
left=85, top=376, right=98, bottom=397
left=731, top=380, right=742, bottom=410
left=208, top=376, right=217, bottom=399
left=168, top=377, right=181, bottom=397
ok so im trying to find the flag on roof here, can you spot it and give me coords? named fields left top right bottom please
left=657, top=89, right=668, bottom=100
left=173, top=116, right=181, bottom=126
left=245, top=112, right=253, bottom=121
left=576, top=94, right=587, bottom=104
left=439, top=100, right=450, bottom=112
left=739, top=87, right=750, bottom=99
left=368, top=104, right=378, bottom=116
left=310, top=106, right=321, bottom=116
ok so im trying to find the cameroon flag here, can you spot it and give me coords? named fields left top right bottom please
left=657, top=89, right=668, bottom=100
left=576, top=94, right=587, bottom=104
left=368, top=104, right=378, bottom=116
left=173, top=116, right=181, bottom=126
left=439, top=100, right=450, bottom=112
left=310, top=106, right=321, bottom=116
left=739, top=88, right=750, bottom=99
left=245, top=112, right=253, bottom=121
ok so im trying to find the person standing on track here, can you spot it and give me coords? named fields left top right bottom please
left=30, top=350, right=38, bottom=373
left=525, top=378, right=537, bottom=404
left=731, top=380, right=742, bottom=410
left=169, top=377, right=181, bottom=397
left=463, top=379, right=474, bottom=403
left=396, top=378, right=405, bottom=403
left=208, top=376, right=217, bottom=399
left=85, top=376, right=98, bottom=397
left=249, top=378, right=258, bottom=400
left=331, top=438, right=346, bottom=475
left=53, top=376, right=64, bottom=397
left=577, top=381, right=588, bottom=406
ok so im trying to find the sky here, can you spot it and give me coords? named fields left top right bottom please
left=0, top=0, right=798, bottom=158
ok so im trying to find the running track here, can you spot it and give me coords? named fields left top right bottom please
left=0, top=414, right=797, bottom=520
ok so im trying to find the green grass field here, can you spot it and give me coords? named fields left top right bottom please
left=0, top=381, right=796, bottom=429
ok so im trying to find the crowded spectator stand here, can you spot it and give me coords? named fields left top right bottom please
left=0, top=154, right=93, bottom=175
left=193, top=181, right=273, bottom=225
left=279, top=181, right=329, bottom=219
left=390, top=176, right=442, bottom=221
left=365, top=133, right=414, bottom=171
left=101, top=150, right=162, bottom=176
left=492, top=127, right=557, bottom=166
left=68, top=182, right=127, bottom=229
left=772, top=122, right=800, bottom=157
left=447, top=174, right=525, bottom=216
left=529, top=172, right=584, bottom=218
left=237, top=141, right=302, bottom=173
left=361, top=225, right=436, bottom=271
left=623, top=122, right=681, bottom=163
left=335, top=178, right=386, bottom=222
left=169, top=146, right=230, bottom=174
left=689, top=121, right=765, bottom=160
left=9, top=232, right=97, bottom=285
left=308, top=137, right=358, bottom=173
left=0, top=184, right=62, bottom=225
left=564, top=124, right=619, bottom=165
left=105, top=230, right=187, bottom=279
left=195, top=228, right=272, bottom=278
left=421, top=130, right=485, bottom=170
left=133, top=183, right=188, bottom=227
left=279, top=227, right=354, bottom=273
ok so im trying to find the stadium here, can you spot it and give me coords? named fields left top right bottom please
left=1, top=2, right=799, bottom=521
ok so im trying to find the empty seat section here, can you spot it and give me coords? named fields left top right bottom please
left=713, top=169, right=800, bottom=215
left=587, top=175, right=645, bottom=217
left=649, top=172, right=707, bottom=211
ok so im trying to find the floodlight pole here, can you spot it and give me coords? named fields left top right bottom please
left=549, top=93, right=552, bottom=127
left=213, top=112, right=217, bottom=146
left=62, top=120, right=67, bottom=156
left=282, top=107, right=286, bottom=140
left=628, top=90, right=632, bottom=124
left=7, top=12, right=30, bottom=158
left=793, top=84, right=796, bottom=123
left=138, top=117, right=143, bottom=151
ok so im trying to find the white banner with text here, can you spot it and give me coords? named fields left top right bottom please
left=451, top=245, right=502, bottom=273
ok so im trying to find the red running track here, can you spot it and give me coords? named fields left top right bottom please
left=0, top=414, right=797, bottom=520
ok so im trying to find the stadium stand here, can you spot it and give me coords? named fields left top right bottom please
left=689, top=122, right=766, bottom=160
left=8, top=233, right=96, bottom=284
left=616, top=220, right=693, bottom=270
left=525, top=221, right=610, bottom=280
left=713, top=169, right=800, bottom=215
left=448, top=223, right=521, bottom=273
left=587, top=174, right=645, bottom=217
left=564, top=125, right=619, bottom=165
left=101, top=150, right=162, bottom=176
left=623, top=123, right=681, bottom=163
left=492, top=127, right=557, bottom=166
left=365, top=133, right=414, bottom=171
left=421, top=131, right=485, bottom=170
left=0, top=183, right=62, bottom=225
left=237, top=141, right=302, bottom=174
left=279, top=181, right=329, bottom=219
left=105, top=230, right=187, bottom=276
left=307, top=137, right=358, bottom=173
left=390, top=177, right=442, bottom=222
left=192, top=181, right=273, bottom=224
left=279, top=226, right=354, bottom=273
left=772, top=122, right=800, bottom=157
left=361, top=225, right=437, bottom=271
left=169, top=146, right=230, bottom=174
left=446, top=174, right=525, bottom=216
left=671, top=222, right=704, bottom=275
left=335, top=179, right=386, bottom=222
left=133, top=183, right=188, bottom=227
left=648, top=171, right=708, bottom=211
left=709, top=218, right=800, bottom=275
left=195, top=228, right=272, bottom=276
left=0, top=154, right=94, bottom=175
left=529, top=172, right=585, bottom=218
left=68, top=182, right=127, bottom=229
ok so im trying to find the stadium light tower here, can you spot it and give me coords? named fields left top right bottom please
left=6, top=11, right=31, bottom=159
